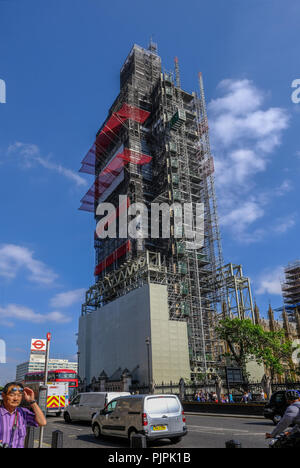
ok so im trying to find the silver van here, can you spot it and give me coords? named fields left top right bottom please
left=92, top=394, right=187, bottom=444
left=64, top=392, right=130, bottom=423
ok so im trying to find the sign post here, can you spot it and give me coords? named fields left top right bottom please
left=38, top=333, right=51, bottom=448
left=38, top=385, right=48, bottom=416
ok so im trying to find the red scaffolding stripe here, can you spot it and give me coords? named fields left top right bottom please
left=121, top=148, right=152, bottom=165
left=94, top=240, right=131, bottom=275
left=79, top=149, right=152, bottom=212
left=79, top=104, right=150, bottom=174
left=117, top=103, right=150, bottom=124
left=95, top=114, right=127, bottom=155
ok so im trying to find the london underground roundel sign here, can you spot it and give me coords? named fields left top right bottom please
left=33, top=340, right=44, bottom=350
left=31, top=339, right=47, bottom=353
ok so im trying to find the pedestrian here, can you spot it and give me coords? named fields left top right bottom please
left=0, top=382, right=47, bottom=448
left=229, top=393, right=234, bottom=403
left=260, top=390, right=265, bottom=402
left=266, top=390, right=300, bottom=444
left=241, top=392, right=248, bottom=404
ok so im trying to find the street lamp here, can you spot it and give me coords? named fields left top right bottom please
left=145, top=337, right=151, bottom=393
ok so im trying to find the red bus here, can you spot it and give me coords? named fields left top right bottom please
left=24, top=369, right=78, bottom=399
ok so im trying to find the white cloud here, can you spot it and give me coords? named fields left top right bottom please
left=0, top=244, right=58, bottom=285
left=209, top=80, right=289, bottom=149
left=273, top=214, right=296, bottom=234
left=50, top=288, right=86, bottom=308
left=274, top=179, right=293, bottom=196
left=0, top=304, right=71, bottom=326
left=7, top=142, right=87, bottom=187
left=256, top=266, right=284, bottom=296
left=210, top=79, right=264, bottom=116
left=210, top=109, right=288, bottom=148
left=220, top=200, right=264, bottom=229
left=215, top=149, right=266, bottom=187
left=208, top=79, right=291, bottom=242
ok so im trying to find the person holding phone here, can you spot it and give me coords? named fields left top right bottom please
left=0, top=382, right=47, bottom=448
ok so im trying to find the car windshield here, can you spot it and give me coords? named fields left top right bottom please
left=71, top=396, right=80, bottom=405
left=106, top=401, right=118, bottom=412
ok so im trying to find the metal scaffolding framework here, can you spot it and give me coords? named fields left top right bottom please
left=80, top=43, right=228, bottom=380
left=281, top=261, right=300, bottom=322
left=217, top=263, right=255, bottom=322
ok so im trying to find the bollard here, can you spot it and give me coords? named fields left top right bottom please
left=130, top=433, right=147, bottom=448
left=51, top=430, right=64, bottom=448
left=225, top=439, right=242, bottom=448
left=24, top=426, right=35, bottom=448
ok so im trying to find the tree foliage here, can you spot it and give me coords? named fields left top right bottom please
left=216, top=318, right=295, bottom=379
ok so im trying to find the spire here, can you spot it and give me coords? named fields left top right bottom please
left=174, top=57, right=181, bottom=88
left=254, top=302, right=260, bottom=325
left=282, top=306, right=291, bottom=338
left=295, top=308, right=300, bottom=338
left=268, top=304, right=275, bottom=332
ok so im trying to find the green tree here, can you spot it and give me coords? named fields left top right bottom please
left=216, top=318, right=263, bottom=376
left=216, top=318, right=295, bottom=382
left=256, top=330, right=295, bottom=380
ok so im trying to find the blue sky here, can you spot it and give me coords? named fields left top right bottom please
left=0, top=0, right=299, bottom=384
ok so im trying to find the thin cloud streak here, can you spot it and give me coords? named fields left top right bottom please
left=50, top=288, right=86, bottom=308
left=0, top=244, right=58, bottom=285
left=7, top=142, right=87, bottom=187
left=0, top=304, right=71, bottom=326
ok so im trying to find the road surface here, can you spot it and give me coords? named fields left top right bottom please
left=36, top=413, right=273, bottom=448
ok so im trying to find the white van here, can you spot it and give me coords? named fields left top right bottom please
left=92, top=394, right=187, bottom=445
left=64, top=392, right=130, bottom=423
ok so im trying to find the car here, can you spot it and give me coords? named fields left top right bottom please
left=264, top=390, right=300, bottom=425
left=92, top=394, right=187, bottom=446
left=64, top=391, right=130, bottom=423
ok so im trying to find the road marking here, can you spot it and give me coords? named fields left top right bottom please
left=188, top=428, right=266, bottom=438
left=189, top=430, right=226, bottom=435
left=188, top=425, right=249, bottom=433
left=34, top=440, right=52, bottom=448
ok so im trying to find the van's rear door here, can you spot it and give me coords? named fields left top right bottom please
left=145, top=396, right=183, bottom=435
